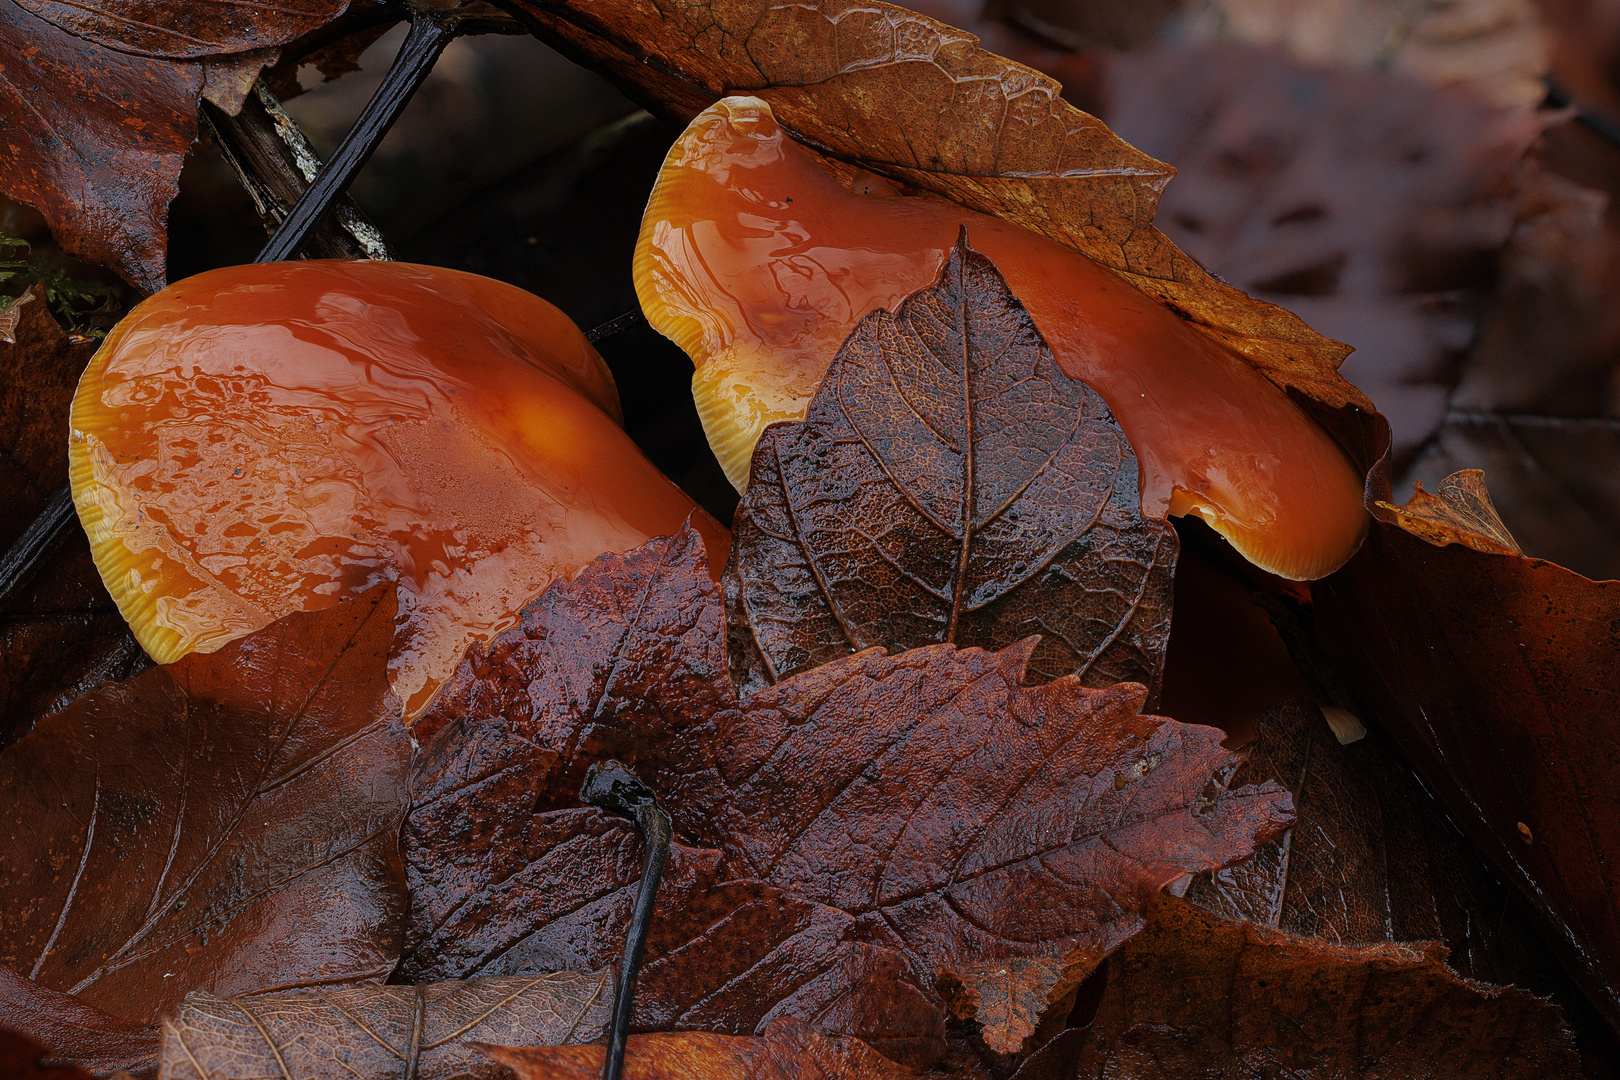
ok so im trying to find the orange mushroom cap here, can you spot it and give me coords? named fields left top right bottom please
left=634, top=97, right=1367, bottom=581
left=70, top=260, right=728, bottom=717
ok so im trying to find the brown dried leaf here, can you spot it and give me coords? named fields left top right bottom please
left=1316, top=470, right=1620, bottom=1036
left=0, top=289, right=146, bottom=747
left=0, top=586, right=409, bottom=1023
left=0, top=7, right=201, bottom=290
left=503, top=0, right=1368, bottom=414
left=482, top=1018, right=918, bottom=1080
left=725, top=238, right=1177, bottom=697
left=1046, top=895, right=1579, bottom=1078
left=0, top=967, right=157, bottom=1079
left=15, top=0, right=347, bottom=60
left=1375, top=469, right=1522, bottom=555
left=156, top=972, right=614, bottom=1080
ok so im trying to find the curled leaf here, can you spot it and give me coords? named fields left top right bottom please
left=0, top=967, right=156, bottom=1079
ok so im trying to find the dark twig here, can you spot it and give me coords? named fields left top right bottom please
left=580, top=761, right=672, bottom=1080
left=0, top=488, right=76, bottom=613
left=586, top=310, right=647, bottom=344
left=257, top=11, right=459, bottom=262
left=204, top=82, right=391, bottom=260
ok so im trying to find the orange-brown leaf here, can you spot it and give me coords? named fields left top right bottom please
left=503, top=0, right=1366, bottom=414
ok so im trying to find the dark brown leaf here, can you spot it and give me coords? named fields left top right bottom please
left=663, top=635, right=1291, bottom=1054
left=0, top=586, right=410, bottom=1023
left=725, top=237, right=1177, bottom=697
left=410, top=525, right=1290, bottom=1057
left=503, top=0, right=1370, bottom=418
left=0, top=967, right=157, bottom=1079
left=405, top=754, right=945, bottom=1063
left=0, top=289, right=146, bottom=747
left=15, top=0, right=346, bottom=60
left=0, top=6, right=202, bottom=290
left=1057, top=895, right=1579, bottom=1078
left=156, top=972, right=614, bottom=1080
left=1183, top=697, right=1620, bottom=1074
left=1315, top=469, right=1620, bottom=1036
left=481, top=1018, right=918, bottom=1080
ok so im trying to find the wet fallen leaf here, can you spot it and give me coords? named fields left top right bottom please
left=14, top=0, right=344, bottom=60
left=482, top=1018, right=917, bottom=1080
left=408, top=524, right=1290, bottom=1057
left=1376, top=468, right=1522, bottom=555
left=1041, top=894, right=1579, bottom=1078
left=400, top=802, right=945, bottom=1068
left=725, top=238, right=1176, bottom=697
left=0, top=586, right=409, bottom=1023
left=1101, top=42, right=1536, bottom=463
left=1315, top=468, right=1620, bottom=1036
left=156, top=972, right=614, bottom=1080
left=0, top=289, right=146, bottom=748
left=0, top=7, right=205, bottom=291
left=503, top=0, right=1369, bottom=418
left=0, top=967, right=157, bottom=1079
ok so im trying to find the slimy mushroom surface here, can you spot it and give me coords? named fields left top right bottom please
left=71, top=260, right=727, bottom=717
left=634, top=96, right=1366, bottom=581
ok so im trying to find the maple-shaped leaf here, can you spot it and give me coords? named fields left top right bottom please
left=1033, top=895, right=1579, bottom=1079
left=0, top=289, right=147, bottom=747
left=0, top=586, right=409, bottom=1023
left=483, top=1018, right=917, bottom=1080
left=156, top=972, right=614, bottom=1080
left=407, top=526, right=1290, bottom=1057
left=501, top=0, right=1368, bottom=418
left=1315, top=470, right=1620, bottom=1036
left=0, top=967, right=156, bottom=1079
left=15, top=0, right=347, bottom=60
left=725, top=237, right=1177, bottom=697
left=402, top=800, right=945, bottom=1066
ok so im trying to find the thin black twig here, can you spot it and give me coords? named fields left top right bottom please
left=586, top=310, right=647, bottom=344
left=257, top=11, right=459, bottom=262
left=0, top=487, right=76, bottom=613
left=579, top=761, right=672, bottom=1080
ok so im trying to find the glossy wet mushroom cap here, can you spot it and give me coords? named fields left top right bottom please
left=634, top=96, right=1367, bottom=581
left=70, top=260, right=728, bottom=717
